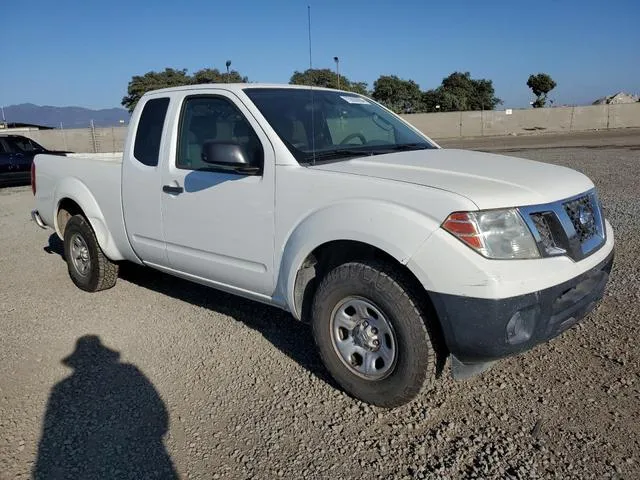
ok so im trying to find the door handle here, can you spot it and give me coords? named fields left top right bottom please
left=162, top=185, right=184, bottom=194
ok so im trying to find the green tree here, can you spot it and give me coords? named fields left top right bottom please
left=350, top=81, right=369, bottom=95
left=371, top=75, right=423, bottom=113
left=289, top=68, right=368, bottom=94
left=422, top=89, right=464, bottom=112
left=527, top=73, right=556, bottom=108
left=422, top=72, right=501, bottom=112
left=121, top=68, right=191, bottom=113
left=122, top=66, right=250, bottom=112
left=192, top=68, right=248, bottom=84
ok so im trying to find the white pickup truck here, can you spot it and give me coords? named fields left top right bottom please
left=32, top=84, right=614, bottom=407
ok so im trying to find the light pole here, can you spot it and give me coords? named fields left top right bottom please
left=225, top=60, right=231, bottom=82
left=333, top=56, right=340, bottom=90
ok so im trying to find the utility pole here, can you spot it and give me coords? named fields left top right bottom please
left=333, top=56, right=340, bottom=90
left=90, top=120, right=98, bottom=153
left=60, top=121, right=68, bottom=151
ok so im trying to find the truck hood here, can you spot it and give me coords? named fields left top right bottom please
left=309, top=149, right=594, bottom=209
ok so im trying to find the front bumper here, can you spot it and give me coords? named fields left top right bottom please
left=429, top=250, right=614, bottom=368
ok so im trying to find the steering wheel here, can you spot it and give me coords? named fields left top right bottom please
left=340, top=133, right=366, bottom=145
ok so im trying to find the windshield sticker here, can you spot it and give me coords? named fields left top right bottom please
left=340, top=96, right=370, bottom=105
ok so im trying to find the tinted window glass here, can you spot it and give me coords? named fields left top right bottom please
left=176, top=96, right=263, bottom=170
left=11, top=137, right=42, bottom=152
left=244, top=88, right=433, bottom=164
left=134, top=98, right=169, bottom=166
left=0, top=138, right=12, bottom=154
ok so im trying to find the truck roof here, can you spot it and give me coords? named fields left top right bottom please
left=144, top=83, right=349, bottom=97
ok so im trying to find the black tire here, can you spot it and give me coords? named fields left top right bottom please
left=311, top=260, right=439, bottom=408
left=63, top=214, right=118, bottom=292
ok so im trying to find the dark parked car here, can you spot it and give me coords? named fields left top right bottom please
left=0, top=135, right=70, bottom=186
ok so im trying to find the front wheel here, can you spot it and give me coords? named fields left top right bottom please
left=311, top=260, right=440, bottom=408
left=63, top=215, right=118, bottom=292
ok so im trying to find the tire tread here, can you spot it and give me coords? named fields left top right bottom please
left=64, top=215, right=118, bottom=292
left=311, top=259, right=440, bottom=408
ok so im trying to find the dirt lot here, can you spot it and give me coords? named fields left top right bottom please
left=1, top=132, right=639, bottom=479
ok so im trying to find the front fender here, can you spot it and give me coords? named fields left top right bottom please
left=276, top=199, right=441, bottom=318
left=53, top=177, right=126, bottom=261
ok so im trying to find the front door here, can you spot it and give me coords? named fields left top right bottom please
left=0, top=137, right=30, bottom=184
left=0, top=137, right=13, bottom=178
left=8, top=136, right=37, bottom=174
left=160, top=92, right=275, bottom=296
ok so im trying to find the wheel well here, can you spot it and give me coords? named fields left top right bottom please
left=57, top=198, right=84, bottom=237
left=294, top=240, right=448, bottom=368
left=296, top=240, right=436, bottom=315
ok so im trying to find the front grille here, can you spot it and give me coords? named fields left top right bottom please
left=531, top=213, right=556, bottom=252
left=564, top=195, right=597, bottom=242
left=519, top=189, right=605, bottom=261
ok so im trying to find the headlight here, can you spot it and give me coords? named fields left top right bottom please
left=442, top=209, right=540, bottom=259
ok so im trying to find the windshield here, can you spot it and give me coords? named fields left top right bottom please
left=244, top=88, right=435, bottom=164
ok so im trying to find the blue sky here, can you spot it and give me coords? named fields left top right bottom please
left=2, top=0, right=639, bottom=110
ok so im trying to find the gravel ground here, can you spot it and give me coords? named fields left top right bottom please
left=1, top=136, right=639, bottom=479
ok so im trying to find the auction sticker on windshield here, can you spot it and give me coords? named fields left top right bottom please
left=340, top=96, right=370, bottom=104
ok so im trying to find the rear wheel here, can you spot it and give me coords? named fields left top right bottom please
left=63, top=215, right=118, bottom=292
left=311, top=260, right=439, bottom=408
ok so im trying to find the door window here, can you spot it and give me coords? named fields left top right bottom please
left=176, top=96, right=263, bottom=171
left=11, top=137, right=43, bottom=152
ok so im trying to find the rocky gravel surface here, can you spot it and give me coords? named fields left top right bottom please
left=1, top=136, right=639, bottom=479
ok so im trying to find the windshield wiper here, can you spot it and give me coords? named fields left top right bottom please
left=302, top=148, right=373, bottom=164
left=302, top=144, right=432, bottom=164
left=372, top=143, right=432, bottom=152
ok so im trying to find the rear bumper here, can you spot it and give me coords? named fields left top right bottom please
left=429, top=250, right=614, bottom=365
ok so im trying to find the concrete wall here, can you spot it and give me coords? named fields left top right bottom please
left=402, top=102, right=640, bottom=139
left=19, top=126, right=128, bottom=153
left=11, top=103, right=640, bottom=152
left=609, top=103, right=640, bottom=129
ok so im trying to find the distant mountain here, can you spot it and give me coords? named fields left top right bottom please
left=1, top=103, right=129, bottom=128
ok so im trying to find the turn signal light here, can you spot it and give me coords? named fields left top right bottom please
left=442, top=212, right=483, bottom=250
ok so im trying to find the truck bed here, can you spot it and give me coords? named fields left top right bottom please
left=33, top=153, right=135, bottom=262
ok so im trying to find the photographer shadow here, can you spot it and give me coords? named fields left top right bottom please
left=33, top=335, right=178, bottom=480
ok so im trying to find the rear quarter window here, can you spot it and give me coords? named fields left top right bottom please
left=133, top=98, right=170, bottom=167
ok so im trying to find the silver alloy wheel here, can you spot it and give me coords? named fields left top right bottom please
left=70, top=233, right=90, bottom=277
left=330, top=296, right=397, bottom=380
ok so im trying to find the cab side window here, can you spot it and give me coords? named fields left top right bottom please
left=133, top=97, right=170, bottom=167
left=176, top=96, right=263, bottom=171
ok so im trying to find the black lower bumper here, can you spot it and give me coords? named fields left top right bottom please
left=429, top=250, right=614, bottom=366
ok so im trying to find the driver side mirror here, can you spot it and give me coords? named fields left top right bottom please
left=201, top=141, right=261, bottom=175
